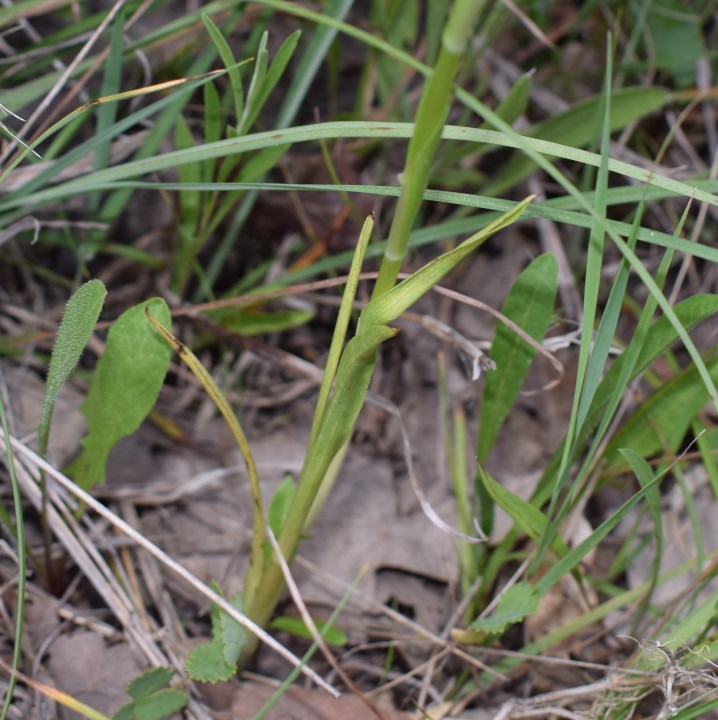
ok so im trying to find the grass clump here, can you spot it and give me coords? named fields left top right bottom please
left=0, top=2, right=718, bottom=719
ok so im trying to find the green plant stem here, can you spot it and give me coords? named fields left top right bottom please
left=371, top=0, right=486, bottom=299
left=241, top=0, right=486, bottom=661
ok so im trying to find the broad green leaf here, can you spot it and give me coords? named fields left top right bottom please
left=478, top=253, right=557, bottom=462
left=484, top=87, right=669, bottom=195
left=113, top=667, right=187, bottom=720
left=208, top=307, right=314, bottom=336
left=308, top=325, right=398, bottom=482
left=240, top=30, right=302, bottom=134
left=268, top=476, right=296, bottom=538
left=363, top=197, right=532, bottom=327
left=203, top=79, right=222, bottom=147
left=115, top=690, right=188, bottom=720
left=307, top=213, right=375, bottom=454
left=39, top=279, right=106, bottom=456
left=126, top=667, right=174, bottom=699
left=202, top=80, right=223, bottom=183
left=477, top=465, right=548, bottom=543
left=269, top=615, right=348, bottom=646
left=648, top=0, right=705, bottom=87
left=66, top=298, right=172, bottom=491
left=604, top=356, right=718, bottom=472
left=258, top=30, right=302, bottom=122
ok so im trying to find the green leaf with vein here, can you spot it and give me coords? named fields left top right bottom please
left=65, top=298, right=171, bottom=491
left=478, top=253, right=557, bottom=463
left=39, top=279, right=106, bottom=458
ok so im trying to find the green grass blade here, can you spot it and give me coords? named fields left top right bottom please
left=88, top=5, right=125, bottom=216
left=242, top=29, right=301, bottom=133
left=307, top=215, right=374, bottom=455
left=238, top=31, right=268, bottom=135
left=202, top=12, right=244, bottom=122
left=198, top=0, right=353, bottom=298
left=364, top=197, right=532, bottom=327
left=5, top=122, right=716, bottom=214
left=484, top=86, right=669, bottom=196
left=532, top=294, right=718, bottom=507
left=621, top=449, right=663, bottom=628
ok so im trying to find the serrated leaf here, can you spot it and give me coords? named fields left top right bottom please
left=66, top=298, right=172, bottom=490
left=113, top=668, right=187, bottom=720
left=184, top=640, right=235, bottom=684
left=270, top=615, right=347, bottom=646
left=452, top=582, right=540, bottom=645
left=185, top=583, right=245, bottom=683
left=114, top=691, right=187, bottom=720
left=478, top=253, right=557, bottom=462
left=39, top=279, right=106, bottom=456
left=218, top=590, right=246, bottom=667
left=126, top=667, right=175, bottom=700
